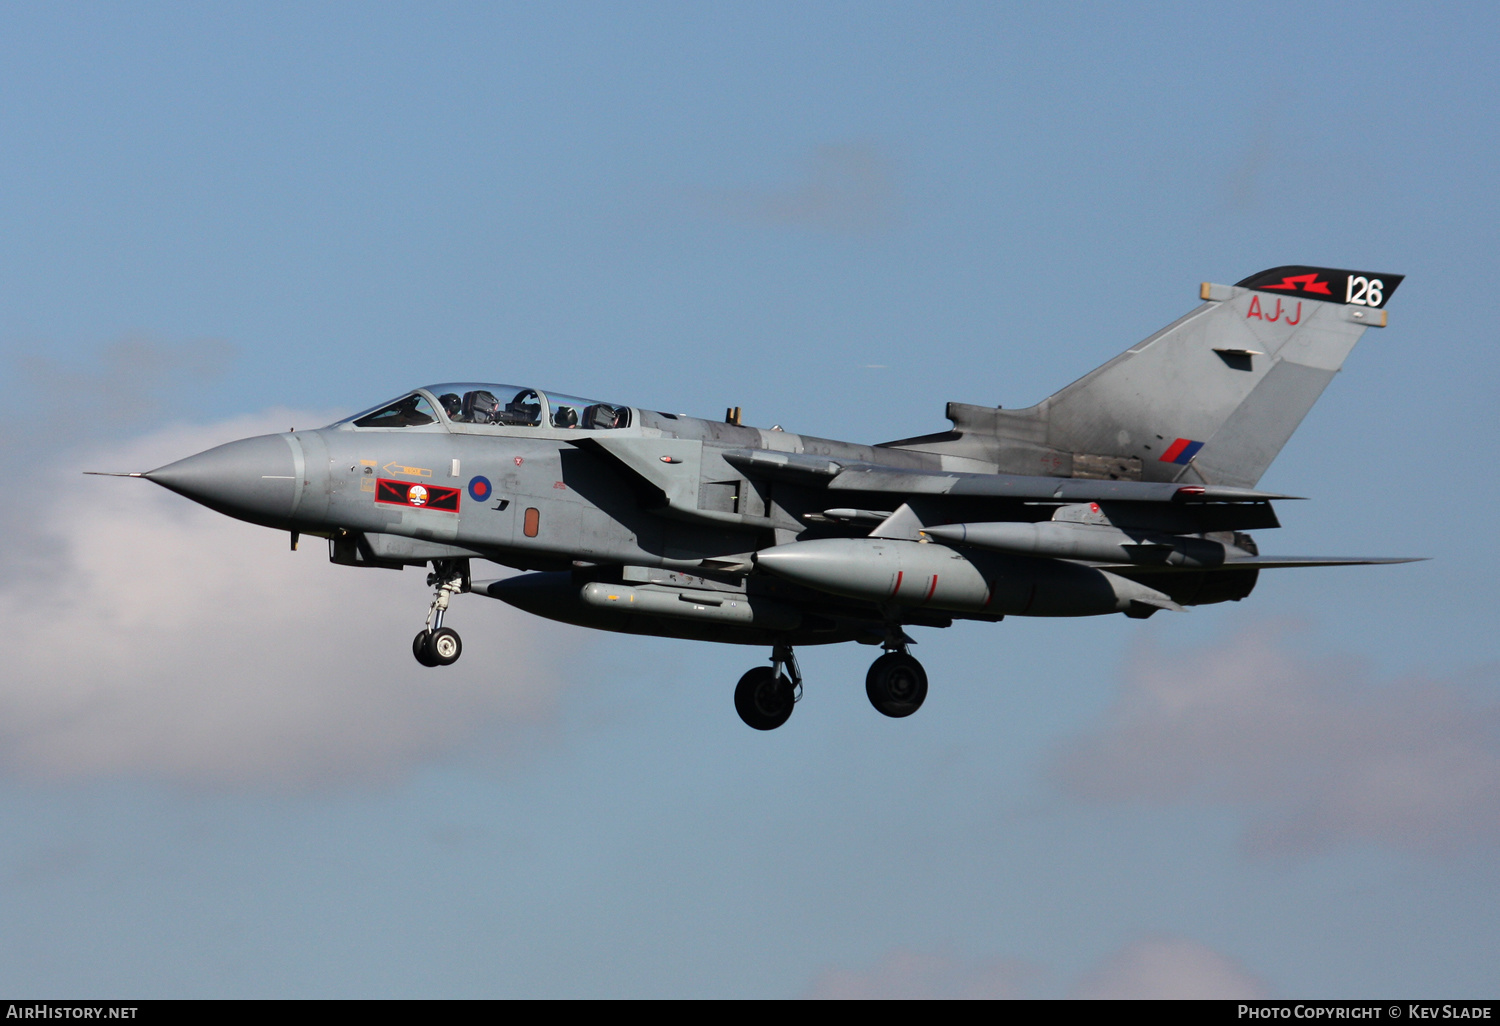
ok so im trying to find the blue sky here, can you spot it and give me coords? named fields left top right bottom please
left=1, top=1, right=1497, bottom=997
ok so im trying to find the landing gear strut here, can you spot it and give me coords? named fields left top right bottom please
left=866, top=630, right=927, bottom=718
left=734, top=641, right=802, bottom=730
left=413, top=560, right=469, bottom=667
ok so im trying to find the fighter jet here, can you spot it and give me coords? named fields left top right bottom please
left=98, top=265, right=1418, bottom=730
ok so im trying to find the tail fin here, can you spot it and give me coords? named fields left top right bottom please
left=887, top=266, right=1403, bottom=489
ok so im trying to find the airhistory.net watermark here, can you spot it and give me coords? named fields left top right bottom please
left=5, top=1007, right=137, bottom=1019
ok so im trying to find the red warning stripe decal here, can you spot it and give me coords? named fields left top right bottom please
left=375, top=478, right=461, bottom=513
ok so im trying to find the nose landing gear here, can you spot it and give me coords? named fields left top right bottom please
left=734, top=641, right=802, bottom=730
left=412, top=560, right=469, bottom=667
left=866, top=631, right=927, bottom=718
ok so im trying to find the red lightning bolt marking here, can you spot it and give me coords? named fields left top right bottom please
left=1261, top=272, right=1331, bottom=295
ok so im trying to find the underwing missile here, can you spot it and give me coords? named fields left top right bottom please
left=577, top=581, right=802, bottom=630
left=481, top=573, right=803, bottom=632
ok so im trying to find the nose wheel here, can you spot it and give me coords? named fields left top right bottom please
left=413, top=630, right=439, bottom=666
left=412, top=560, right=469, bottom=668
left=734, top=642, right=802, bottom=730
left=413, top=626, right=463, bottom=667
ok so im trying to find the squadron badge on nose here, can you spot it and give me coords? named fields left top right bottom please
left=375, top=478, right=460, bottom=512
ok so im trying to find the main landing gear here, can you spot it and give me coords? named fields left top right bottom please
left=730, top=634, right=930, bottom=729
left=734, top=642, right=802, bottom=730
left=413, top=560, right=469, bottom=667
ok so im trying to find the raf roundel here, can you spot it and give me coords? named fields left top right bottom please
left=469, top=475, right=492, bottom=502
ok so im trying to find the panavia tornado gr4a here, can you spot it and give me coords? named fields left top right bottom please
left=100, top=266, right=1418, bottom=730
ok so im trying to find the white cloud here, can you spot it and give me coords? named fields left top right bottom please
left=1050, top=626, right=1500, bottom=856
left=1073, top=937, right=1269, bottom=999
left=0, top=413, right=573, bottom=790
left=805, top=949, right=1033, bottom=999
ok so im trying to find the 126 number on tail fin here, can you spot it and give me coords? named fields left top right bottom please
left=1346, top=276, right=1384, bottom=307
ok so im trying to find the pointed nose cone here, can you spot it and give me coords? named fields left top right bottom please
left=145, top=433, right=302, bottom=528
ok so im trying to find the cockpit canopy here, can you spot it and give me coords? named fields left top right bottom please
left=431, top=384, right=544, bottom=427
left=342, top=383, right=631, bottom=431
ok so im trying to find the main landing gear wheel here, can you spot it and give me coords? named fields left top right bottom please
left=735, top=666, right=796, bottom=731
left=866, top=652, right=928, bottom=718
